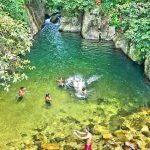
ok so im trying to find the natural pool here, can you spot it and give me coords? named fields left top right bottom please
left=0, top=25, right=150, bottom=149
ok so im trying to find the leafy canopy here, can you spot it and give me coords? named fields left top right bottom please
left=0, top=5, right=33, bottom=91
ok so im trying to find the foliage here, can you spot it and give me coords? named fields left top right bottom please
left=0, top=0, right=28, bottom=22
left=100, top=0, right=150, bottom=60
left=43, top=0, right=95, bottom=14
left=108, top=2, right=150, bottom=59
left=0, top=6, right=33, bottom=91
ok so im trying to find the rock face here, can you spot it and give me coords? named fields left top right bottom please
left=59, top=13, right=82, bottom=32
left=145, top=54, right=150, bottom=79
left=81, top=7, right=115, bottom=40
left=113, top=34, right=143, bottom=64
left=81, top=8, right=101, bottom=40
left=26, top=0, right=45, bottom=33
left=25, top=5, right=38, bottom=35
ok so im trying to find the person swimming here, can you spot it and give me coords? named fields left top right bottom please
left=18, top=87, right=26, bottom=101
left=57, top=77, right=65, bottom=87
left=81, top=88, right=87, bottom=96
left=45, top=93, right=52, bottom=105
left=73, top=127, right=92, bottom=150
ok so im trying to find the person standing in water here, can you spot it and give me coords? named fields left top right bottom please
left=81, top=88, right=87, bottom=96
left=45, top=93, right=52, bottom=105
left=73, top=127, right=92, bottom=150
left=18, top=87, right=26, bottom=101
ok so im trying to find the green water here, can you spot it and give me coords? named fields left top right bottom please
left=0, top=26, right=150, bottom=148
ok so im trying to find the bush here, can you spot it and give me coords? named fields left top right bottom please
left=0, top=5, right=33, bottom=91
left=108, top=2, right=150, bottom=59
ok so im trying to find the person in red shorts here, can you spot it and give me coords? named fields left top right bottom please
left=73, top=127, right=92, bottom=150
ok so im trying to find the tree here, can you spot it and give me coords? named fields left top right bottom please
left=0, top=5, right=33, bottom=91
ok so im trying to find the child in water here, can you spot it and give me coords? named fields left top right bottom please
left=45, top=93, right=52, bottom=105
left=18, top=87, right=26, bottom=101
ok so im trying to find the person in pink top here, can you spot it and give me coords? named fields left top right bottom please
left=73, top=127, right=92, bottom=150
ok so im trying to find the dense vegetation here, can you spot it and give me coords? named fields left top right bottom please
left=44, top=0, right=95, bottom=13
left=106, top=1, right=150, bottom=61
left=0, top=3, right=32, bottom=91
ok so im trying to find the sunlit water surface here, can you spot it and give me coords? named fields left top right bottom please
left=0, top=25, right=150, bottom=148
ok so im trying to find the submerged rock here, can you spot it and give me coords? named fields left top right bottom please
left=41, top=143, right=63, bottom=150
left=109, top=115, right=124, bottom=132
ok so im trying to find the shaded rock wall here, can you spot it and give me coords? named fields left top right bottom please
left=113, top=34, right=143, bottom=64
left=145, top=54, right=150, bottom=80
left=81, top=7, right=115, bottom=40
left=25, top=5, right=38, bottom=35
left=25, top=0, right=45, bottom=35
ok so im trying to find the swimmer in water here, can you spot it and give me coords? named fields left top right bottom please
left=18, top=87, right=26, bottom=101
left=57, top=77, right=65, bottom=87
left=73, top=127, right=92, bottom=150
left=81, top=87, right=87, bottom=96
left=45, top=93, right=52, bottom=105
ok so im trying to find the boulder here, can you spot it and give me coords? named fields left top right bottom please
left=81, top=7, right=101, bottom=40
left=113, top=34, right=143, bottom=64
left=59, top=13, right=82, bottom=32
left=113, top=34, right=129, bottom=55
left=26, top=0, right=45, bottom=30
left=41, top=143, right=63, bottom=150
left=109, top=115, right=124, bottom=132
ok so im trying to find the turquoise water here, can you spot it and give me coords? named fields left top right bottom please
left=0, top=25, right=150, bottom=148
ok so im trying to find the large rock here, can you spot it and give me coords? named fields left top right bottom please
left=26, top=0, right=45, bottom=30
left=41, top=143, right=63, bottom=150
left=145, top=53, right=150, bottom=80
left=113, top=34, right=143, bottom=63
left=100, top=16, right=115, bottom=40
left=59, top=13, right=82, bottom=32
left=25, top=5, right=38, bottom=35
left=82, top=7, right=101, bottom=40
left=81, top=7, right=115, bottom=40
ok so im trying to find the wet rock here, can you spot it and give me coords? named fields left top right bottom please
left=113, top=130, right=128, bottom=142
left=60, top=118, right=68, bottom=124
left=53, top=137, right=65, bottom=143
left=141, top=125, right=150, bottom=137
left=60, top=109, right=66, bottom=113
left=117, top=109, right=130, bottom=117
left=145, top=143, right=150, bottom=149
left=21, top=133, right=28, bottom=137
left=109, top=115, right=124, bottom=132
left=142, top=131, right=150, bottom=137
left=102, top=133, right=113, bottom=140
left=32, top=133, right=45, bottom=141
left=133, top=135, right=140, bottom=139
left=96, top=97, right=105, bottom=104
left=130, top=117, right=145, bottom=131
left=121, top=125, right=130, bottom=130
left=65, top=116, right=80, bottom=124
left=41, top=143, right=63, bottom=150
left=96, top=107, right=105, bottom=117
left=63, top=145, right=75, bottom=150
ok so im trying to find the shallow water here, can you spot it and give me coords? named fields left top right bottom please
left=0, top=25, right=150, bottom=148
